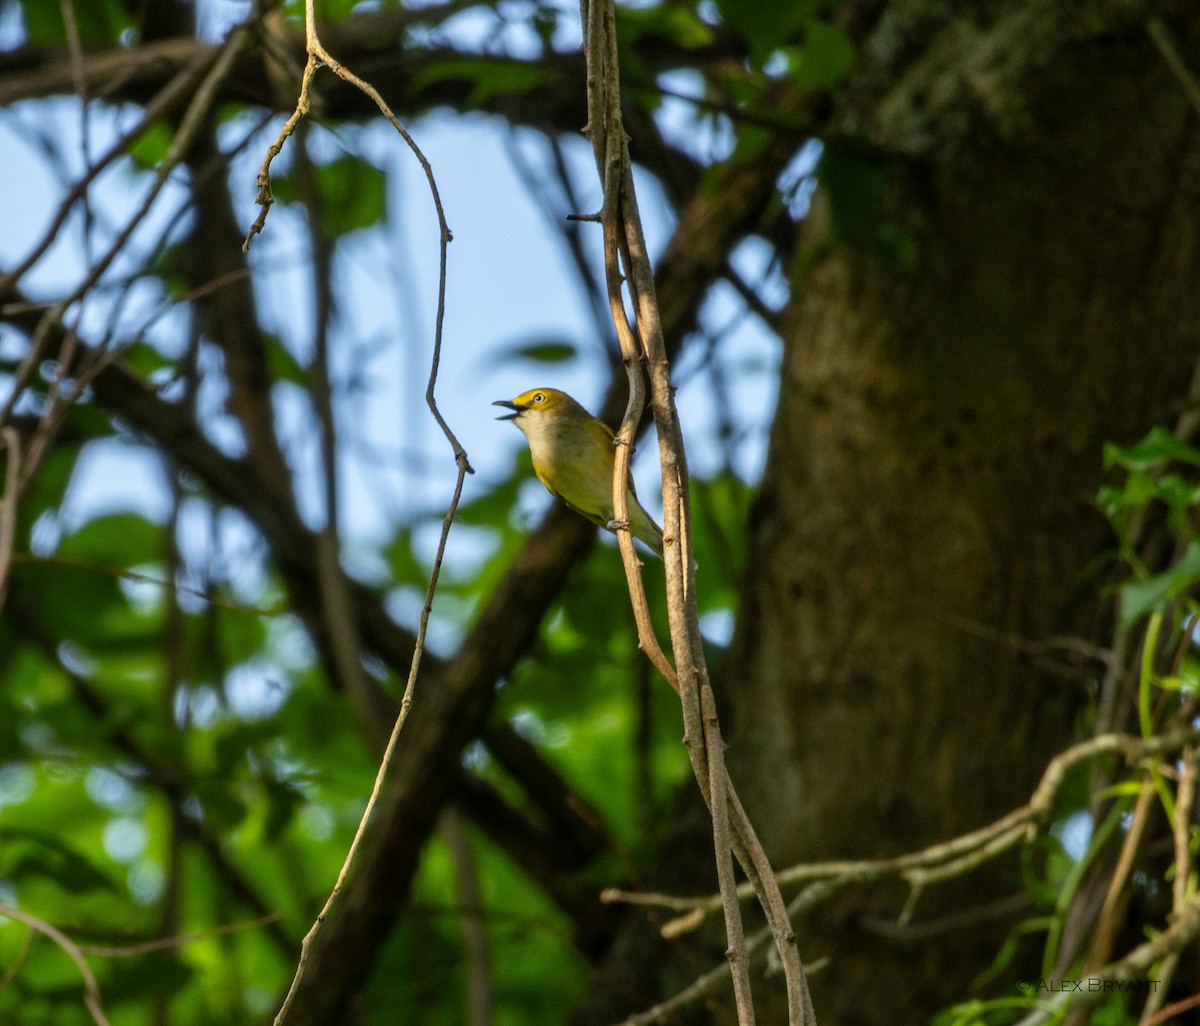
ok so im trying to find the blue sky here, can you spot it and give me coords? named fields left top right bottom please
left=0, top=0, right=791, bottom=600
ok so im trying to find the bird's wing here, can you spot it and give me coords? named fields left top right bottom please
left=557, top=492, right=610, bottom=530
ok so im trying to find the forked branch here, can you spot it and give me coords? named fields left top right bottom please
left=579, top=0, right=816, bottom=1022
left=245, top=5, right=471, bottom=1025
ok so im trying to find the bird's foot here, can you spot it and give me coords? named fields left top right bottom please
left=606, top=518, right=630, bottom=531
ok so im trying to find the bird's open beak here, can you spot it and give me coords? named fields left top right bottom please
left=492, top=400, right=520, bottom=421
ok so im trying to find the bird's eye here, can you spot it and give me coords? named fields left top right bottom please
left=533, top=392, right=545, bottom=403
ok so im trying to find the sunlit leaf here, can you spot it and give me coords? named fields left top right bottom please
left=1104, top=426, right=1200, bottom=470
left=20, top=0, right=129, bottom=46
left=128, top=121, right=175, bottom=171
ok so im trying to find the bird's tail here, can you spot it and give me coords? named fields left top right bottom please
left=631, top=501, right=666, bottom=558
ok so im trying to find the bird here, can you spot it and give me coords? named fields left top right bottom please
left=494, top=387, right=665, bottom=557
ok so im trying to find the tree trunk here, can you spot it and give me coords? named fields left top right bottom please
left=726, top=6, right=1200, bottom=1023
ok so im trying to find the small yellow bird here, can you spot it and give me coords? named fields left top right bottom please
left=494, top=387, right=665, bottom=557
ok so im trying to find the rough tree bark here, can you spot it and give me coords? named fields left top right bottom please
left=722, top=5, right=1200, bottom=1024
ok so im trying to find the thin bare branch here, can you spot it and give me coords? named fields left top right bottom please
left=0, top=427, right=20, bottom=615
left=1140, top=750, right=1197, bottom=1022
left=0, top=903, right=111, bottom=1026
left=77, top=914, right=282, bottom=958
left=603, top=728, right=1200, bottom=931
left=580, top=0, right=815, bottom=1020
left=7, top=553, right=283, bottom=616
left=1012, top=890, right=1200, bottom=1026
left=611, top=728, right=1200, bottom=1024
left=441, top=807, right=495, bottom=1026
left=257, top=3, right=471, bottom=1023
left=1148, top=18, right=1200, bottom=122
left=702, top=684, right=755, bottom=1025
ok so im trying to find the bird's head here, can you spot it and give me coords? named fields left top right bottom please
left=492, top=388, right=588, bottom=428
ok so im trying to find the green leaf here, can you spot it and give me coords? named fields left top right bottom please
left=7, top=557, right=158, bottom=653
left=0, top=828, right=118, bottom=895
left=1104, top=426, right=1200, bottom=470
left=317, top=157, right=386, bottom=235
left=1118, top=540, right=1200, bottom=627
left=14, top=446, right=79, bottom=533
left=714, top=0, right=810, bottom=61
left=58, top=513, right=163, bottom=569
left=384, top=526, right=428, bottom=587
left=273, top=156, right=387, bottom=238
left=20, top=0, right=130, bottom=46
left=128, top=121, right=175, bottom=171
left=191, top=778, right=248, bottom=830
left=265, top=334, right=308, bottom=386
left=262, top=777, right=305, bottom=842
left=122, top=341, right=174, bottom=380
left=730, top=123, right=775, bottom=163
left=282, top=0, right=362, bottom=22
left=451, top=460, right=525, bottom=526
left=617, top=5, right=715, bottom=50
left=1156, top=472, right=1200, bottom=513
left=1097, top=469, right=1161, bottom=517
left=502, top=338, right=579, bottom=365
left=787, top=21, right=856, bottom=90
left=412, top=58, right=557, bottom=108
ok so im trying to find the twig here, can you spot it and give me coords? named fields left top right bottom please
left=0, top=922, right=34, bottom=991
left=6, top=553, right=282, bottom=616
left=292, top=125, right=374, bottom=736
left=58, top=0, right=94, bottom=265
left=1083, top=774, right=1155, bottom=968
left=441, top=807, right=495, bottom=1026
left=1148, top=18, right=1200, bottom=123
left=66, top=28, right=251, bottom=316
left=604, top=728, right=1200, bottom=930
left=1013, top=889, right=1200, bottom=1026
left=0, top=903, right=111, bottom=1026
left=1143, top=990, right=1200, bottom=1026
left=0, top=26, right=251, bottom=512
left=76, top=914, right=282, bottom=957
left=579, top=1, right=815, bottom=1022
left=0, top=427, right=21, bottom=616
left=0, top=52, right=221, bottom=429
left=270, top=465, right=468, bottom=1026
left=0, top=24, right=200, bottom=297
left=1140, top=750, right=1196, bottom=1022
left=859, top=892, right=1032, bottom=941
left=902, top=822, right=1033, bottom=904
left=621, top=878, right=843, bottom=1024
left=702, top=684, right=755, bottom=1025
left=258, top=3, right=471, bottom=1024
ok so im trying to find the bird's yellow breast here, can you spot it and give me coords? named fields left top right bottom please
left=520, top=412, right=617, bottom=522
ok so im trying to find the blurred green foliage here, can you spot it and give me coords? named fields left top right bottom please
left=0, top=0, right=857, bottom=1020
